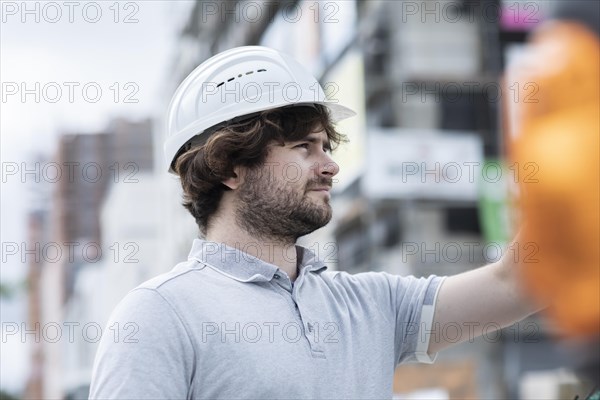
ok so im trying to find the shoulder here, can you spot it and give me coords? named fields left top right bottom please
left=90, top=265, right=197, bottom=398
left=109, top=259, right=207, bottom=321
left=319, top=269, right=434, bottom=292
left=317, top=270, right=445, bottom=307
left=136, top=258, right=205, bottom=291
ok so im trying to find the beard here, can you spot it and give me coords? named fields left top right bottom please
left=235, top=166, right=333, bottom=244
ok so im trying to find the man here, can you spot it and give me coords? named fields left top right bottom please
left=89, top=46, right=537, bottom=399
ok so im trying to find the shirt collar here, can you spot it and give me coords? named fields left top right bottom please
left=187, top=238, right=327, bottom=283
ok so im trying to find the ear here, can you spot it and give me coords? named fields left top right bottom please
left=222, top=166, right=244, bottom=190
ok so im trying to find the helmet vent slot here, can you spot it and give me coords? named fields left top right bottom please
left=216, top=69, right=268, bottom=90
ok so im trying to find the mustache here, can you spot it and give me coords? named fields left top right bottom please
left=306, top=177, right=333, bottom=190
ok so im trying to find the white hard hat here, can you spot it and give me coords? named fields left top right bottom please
left=163, top=46, right=356, bottom=172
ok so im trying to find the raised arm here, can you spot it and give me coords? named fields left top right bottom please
left=428, top=243, right=541, bottom=354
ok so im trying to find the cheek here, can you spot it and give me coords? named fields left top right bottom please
left=277, top=163, right=310, bottom=187
left=266, top=150, right=314, bottom=187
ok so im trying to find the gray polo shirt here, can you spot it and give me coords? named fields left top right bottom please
left=89, top=239, right=446, bottom=399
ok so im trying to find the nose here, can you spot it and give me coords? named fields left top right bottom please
left=317, top=152, right=339, bottom=178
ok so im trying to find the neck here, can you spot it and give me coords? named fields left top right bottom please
left=206, top=220, right=299, bottom=282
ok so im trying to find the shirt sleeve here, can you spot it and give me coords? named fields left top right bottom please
left=393, top=274, right=447, bottom=364
left=348, top=272, right=446, bottom=365
left=89, top=288, right=195, bottom=399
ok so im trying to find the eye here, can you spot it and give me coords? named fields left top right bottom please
left=294, top=143, right=310, bottom=149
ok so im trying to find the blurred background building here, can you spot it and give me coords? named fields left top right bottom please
left=2, top=1, right=596, bottom=399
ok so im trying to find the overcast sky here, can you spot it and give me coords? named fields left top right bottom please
left=0, top=0, right=188, bottom=391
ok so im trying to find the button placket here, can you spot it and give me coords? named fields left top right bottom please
left=272, top=270, right=294, bottom=292
left=271, top=267, right=326, bottom=357
left=268, top=280, right=317, bottom=352
left=293, top=284, right=325, bottom=355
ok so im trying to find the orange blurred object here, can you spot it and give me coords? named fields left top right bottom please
left=506, top=22, right=600, bottom=337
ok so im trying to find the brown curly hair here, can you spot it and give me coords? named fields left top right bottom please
left=173, top=105, right=347, bottom=236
